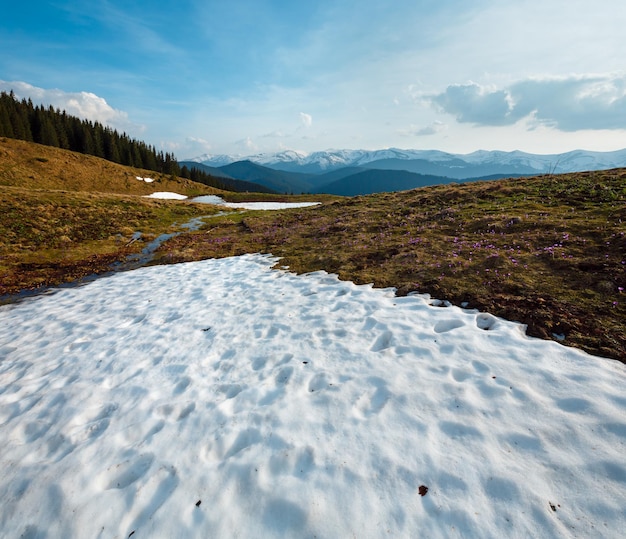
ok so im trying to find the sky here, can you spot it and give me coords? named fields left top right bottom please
left=2, top=0, right=626, bottom=159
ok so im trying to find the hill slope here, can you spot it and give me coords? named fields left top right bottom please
left=218, top=160, right=315, bottom=194
left=179, top=161, right=278, bottom=194
left=0, top=138, right=229, bottom=298
left=312, top=169, right=459, bottom=195
left=0, top=137, right=216, bottom=196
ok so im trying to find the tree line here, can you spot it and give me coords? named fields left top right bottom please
left=0, top=90, right=233, bottom=190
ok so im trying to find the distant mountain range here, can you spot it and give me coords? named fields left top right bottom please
left=184, top=148, right=626, bottom=195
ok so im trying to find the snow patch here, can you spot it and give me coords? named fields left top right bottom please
left=143, top=192, right=188, bottom=200
left=192, top=195, right=320, bottom=210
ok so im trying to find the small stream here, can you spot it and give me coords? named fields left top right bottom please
left=1, top=197, right=321, bottom=305
left=1, top=214, right=219, bottom=305
left=112, top=213, right=222, bottom=271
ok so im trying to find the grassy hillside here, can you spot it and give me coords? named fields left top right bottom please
left=0, top=138, right=228, bottom=294
left=0, top=137, right=219, bottom=196
left=153, top=170, right=626, bottom=362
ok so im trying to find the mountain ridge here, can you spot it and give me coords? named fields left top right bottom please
left=190, top=147, right=626, bottom=176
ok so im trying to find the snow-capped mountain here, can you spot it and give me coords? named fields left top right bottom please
left=190, top=147, right=626, bottom=176
left=461, top=148, right=626, bottom=171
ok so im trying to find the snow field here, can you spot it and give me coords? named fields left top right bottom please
left=0, top=254, right=625, bottom=538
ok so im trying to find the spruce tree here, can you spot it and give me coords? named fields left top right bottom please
left=0, top=90, right=197, bottom=182
left=0, top=106, right=14, bottom=137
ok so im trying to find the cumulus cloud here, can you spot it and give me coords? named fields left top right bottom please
left=261, top=130, right=288, bottom=138
left=429, top=83, right=519, bottom=126
left=428, top=74, right=626, bottom=131
left=0, top=80, right=135, bottom=131
left=300, top=112, right=313, bottom=128
left=183, top=136, right=212, bottom=153
left=235, top=136, right=258, bottom=152
left=511, top=76, right=626, bottom=131
left=398, top=121, right=446, bottom=137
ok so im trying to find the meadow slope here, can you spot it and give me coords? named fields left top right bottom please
left=1, top=137, right=624, bottom=360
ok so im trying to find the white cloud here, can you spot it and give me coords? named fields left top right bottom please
left=429, top=83, right=518, bottom=126
left=300, top=112, right=313, bottom=128
left=398, top=121, right=447, bottom=137
left=0, top=80, right=137, bottom=132
left=428, top=74, right=626, bottom=132
left=130, top=136, right=212, bottom=161
left=261, top=130, right=288, bottom=139
left=235, top=136, right=258, bottom=152
left=185, top=136, right=211, bottom=147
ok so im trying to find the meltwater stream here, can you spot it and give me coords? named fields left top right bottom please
left=1, top=196, right=321, bottom=304
left=118, top=195, right=321, bottom=271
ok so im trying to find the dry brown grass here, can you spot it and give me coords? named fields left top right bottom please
left=0, top=138, right=228, bottom=296
left=0, top=137, right=219, bottom=196
left=0, top=185, right=222, bottom=295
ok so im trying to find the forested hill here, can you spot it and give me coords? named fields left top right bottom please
left=0, top=90, right=180, bottom=172
left=0, top=90, right=238, bottom=191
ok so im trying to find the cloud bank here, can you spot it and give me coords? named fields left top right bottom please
left=429, top=74, right=626, bottom=131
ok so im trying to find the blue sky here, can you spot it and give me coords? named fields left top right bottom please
left=2, top=0, right=626, bottom=159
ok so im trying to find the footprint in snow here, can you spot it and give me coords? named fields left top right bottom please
left=156, top=401, right=196, bottom=421
left=353, top=377, right=392, bottom=419
left=476, top=313, right=497, bottom=330
left=173, top=376, right=191, bottom=396
left=450, top=368, right=471, bottom=382
left=123, top=464, right=179, bottom=536
left=370, top=330, right=393, bottom=352
left=433, top=319, right=465, bottom=333
left=97, top=453, right=155, bottom=490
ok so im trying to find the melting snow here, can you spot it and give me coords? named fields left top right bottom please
left=141, top=193, right=319, bottom=209
left=143, top=192, right=188, bottom=200
left=192, top=195, right=321, bottom=210
left=1, top=254, right=625, bottom=538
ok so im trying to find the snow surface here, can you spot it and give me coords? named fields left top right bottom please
left=143, top=192, right=188, bottom=200
left=140, top=193, right=319, bottom=209
left=192, top=194, right=320, bottom=210
left=135, top=176, right=155, bottom=183
left=1, top=254, right=625, bottom=538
